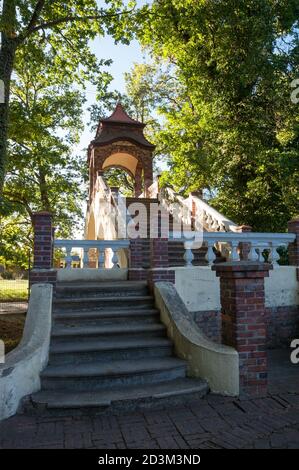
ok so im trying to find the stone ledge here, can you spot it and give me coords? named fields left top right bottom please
left=0, top=284, right=53, bottom=421
left=154, top=282, right=239, bottom=396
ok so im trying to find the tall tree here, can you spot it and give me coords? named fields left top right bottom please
left=137, top=0, right=299, bottom=231
left=0, top=43, right=91, bottom=266
left=0, top=0, right=137, bottom=192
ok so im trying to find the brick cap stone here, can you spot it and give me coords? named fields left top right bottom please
left=32, top=211, right=53, bottom=217
left=31, top=268, right=57, bottom=273
left=212, top=261, right=272, bottom=278
left=288, top=217, right=299, bottom=223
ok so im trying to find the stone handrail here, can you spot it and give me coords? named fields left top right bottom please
left=154, top=282, right=239, bottom=396
left=190, top=193, right=237, bottom=232
left=172, top=231, right=296, bottom=266
left=54, top=239, right=130, bottom=269
left=159, top=186, right=237, bottom=232
left=159, top=186, right=193, bottom=229
left=0, top=284, right=53, bottom=421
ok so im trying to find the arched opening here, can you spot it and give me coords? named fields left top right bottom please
left=102, top=153, right=143, bottom=197
left=103, top=167, right=135, bottom=197
left=102, top=153, right=139, bottom=176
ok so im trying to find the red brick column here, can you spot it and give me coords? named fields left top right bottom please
left=212, top=262, right=272, bottom=397
left=288, top=218, right=299, bottom=267
left=148, top=238, right=175, bottom=290
left=128, top=238, right=147, bottom=281
left=30, top=212, right=57, bottom=287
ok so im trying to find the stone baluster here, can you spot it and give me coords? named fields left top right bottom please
left=65, top=246, right=72, bottom=269
left=111, top=248, right=119, bottom=268
left=183, top=242, right=194, bottom=267
left=206, top=240, right=216, bottom=265
left=230, top=240, right=240, bottom=262
left=98, top=249, right=105, bottom=268
left=83, top=247, right=89, bottom=268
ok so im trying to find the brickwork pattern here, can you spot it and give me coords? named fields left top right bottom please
left=193, top=310, right=222, bottom=343
left=1, top=351, right=299, bottom=449
left=213, top=263, right=272, bottom=397
left=288, top=218, right=299, bottom=266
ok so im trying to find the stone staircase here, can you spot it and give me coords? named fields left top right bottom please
left=27, top=281, right=208, bottom=413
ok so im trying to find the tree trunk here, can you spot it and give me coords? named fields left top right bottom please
left=0, top=0, right=18, bottom=195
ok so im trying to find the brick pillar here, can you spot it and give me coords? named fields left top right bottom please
left=144, top=159, right=154, bottom=198
left=148, top=238, right=175, bottom=290
left=128, top=238, right=147, bottom=281
left=30, top=211, right=57, bottom=288
left=134, top=164, right=143, bottom=198
left=212, top=262, right=272, bottom=397
left=235, top=225, right=252, bottom=261
left=288, top=218, right=299, bottom=267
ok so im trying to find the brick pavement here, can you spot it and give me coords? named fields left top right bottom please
left=0, top=349, right=298, bottom=449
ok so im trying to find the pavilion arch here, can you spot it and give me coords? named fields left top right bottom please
left=102, top=154, right=138, bottom=178
left=88, top=103, right=155, bottom=200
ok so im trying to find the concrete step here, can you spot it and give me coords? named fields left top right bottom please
left=29, top=378, right=209, bottom=413
left=49, top=337, right=173, bottom=365
left=53, top=295, right=155, bottom=311
left=53, top=308, right=160, bottom=326
left=41, top=357, right=187, bottom=391
left=51, top=322, right=166, bottom=343
left=55, top=281, right=148, bottom=299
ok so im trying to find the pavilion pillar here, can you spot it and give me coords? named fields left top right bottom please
left=134, top=163, right=143, bottom=197
left=144, top=158, right=154, bottom=198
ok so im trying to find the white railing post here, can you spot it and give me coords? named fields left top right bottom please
left=65, top=246, right=72, bottom=269
left=249, top=243, right=259, bottom=262
left=230, top=240, right=240, bottom=262
left=98, top=249, right=105, bottom=268
left=271, top=243, right=280, bottom=266
left=83, top=247, right=89, bottom=268
left=183, top=242, right=194, bottom=267
left=111, top=249, right=119, bottom=268
left=206, top=240, right=216, bottom=265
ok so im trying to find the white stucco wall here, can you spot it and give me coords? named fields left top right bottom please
left=0, top=284, right=52, bottom=421
left=265, top=266, right=299, bottom=307
left=174, top=266, right=298, bottom=312
left=155, top=283, right=239, bottom=396
left=174, top=267, right=221, bottom=312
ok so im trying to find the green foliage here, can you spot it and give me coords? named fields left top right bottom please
left=0, top=0, right=138, bottom=191
left=136, top=0, right=299, bottom=231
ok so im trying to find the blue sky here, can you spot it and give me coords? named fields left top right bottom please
left=76, top=0, right=151, bottom=153
left=77, top=35, right=145, bottom=154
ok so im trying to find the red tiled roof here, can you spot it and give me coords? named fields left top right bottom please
left=102, top=103, right=144, bottom=126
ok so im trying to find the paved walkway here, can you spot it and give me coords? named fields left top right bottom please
left=0, top=302, right=27, bottom=315
left=0, top=350, right=298, bottom=449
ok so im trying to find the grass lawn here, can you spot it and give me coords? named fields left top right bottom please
left=0, top=314, right=26, bottom=353
left=0, top=280, right=29, bottom=301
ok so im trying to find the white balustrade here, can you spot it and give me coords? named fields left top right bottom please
left=54, top=240, right=130, bottom=269
left=172, top=232, right=295, bottom=267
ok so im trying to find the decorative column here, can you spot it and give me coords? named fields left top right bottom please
left=30, top=212, right=57, bottom=288
left=212, top=262, right=272, bottom=397
left=288, top=218, right=299, bottom=269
